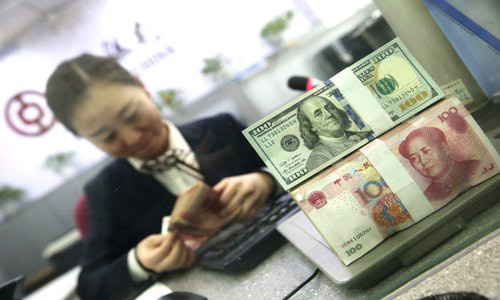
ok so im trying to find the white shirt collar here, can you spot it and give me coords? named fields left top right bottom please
left=128, top=120, right=194, bottom=170
left=128, top=120, right=202, bottom=195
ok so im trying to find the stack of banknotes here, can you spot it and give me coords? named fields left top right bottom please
left=169, top=182, right=228, bottom=236
left=244, top=37, right=444, bottom=190
left=168, top=182, right=235, bottom=250
left=243, top=37, right=500, bottom=265
left=290, top=98, right=499, bottom=264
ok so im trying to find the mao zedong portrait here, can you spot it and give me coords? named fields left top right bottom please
left=399, top=126, right=480, bottom=203
left=297, top=96, right=370, bottom=171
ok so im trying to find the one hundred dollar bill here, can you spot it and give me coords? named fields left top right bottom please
left=290, top=97, right=500, bottom=265
left=243, top=37, right=444, bottom=190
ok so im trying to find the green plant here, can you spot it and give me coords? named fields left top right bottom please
left=0, top=185, right=25, bottom=208
left=44, top=151, right=76, bottom=175
left=260, top=10, right=294, bottom=45
left=201, top=55, right=230, bottom=82
left=202, top=55, right=225, bottom=76
left=157, top=88, right=183, bottom=111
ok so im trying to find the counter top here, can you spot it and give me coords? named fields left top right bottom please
left=391, top=232, right=499, bottom=299
left=159, top=200, right=500, bottom=300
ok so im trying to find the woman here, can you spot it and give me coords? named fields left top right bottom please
left=45, top=54, right=276, bottom=300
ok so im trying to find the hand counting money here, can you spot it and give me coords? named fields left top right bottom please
left=290, top=97, right=500, bottom=265
left=243, top=37, right=444, bottom=190
left=169, top=181, right=227, bottom=236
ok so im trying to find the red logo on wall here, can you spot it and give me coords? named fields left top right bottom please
left=5, top=91, right=56, bottom=137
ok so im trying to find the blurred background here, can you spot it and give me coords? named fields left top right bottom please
left=0, top=0, right=496, bottom=295
left=0, top=0, right=395, bottom=288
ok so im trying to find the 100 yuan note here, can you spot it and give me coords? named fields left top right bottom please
left=372, top=97, right=500, bottom=211
left=243, top=37, right=444, bottom=190
left=291, top=154, right=416, bottom=265
left=290, top=97, right=500, bottom=264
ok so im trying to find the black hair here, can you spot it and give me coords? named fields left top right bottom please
left=45, top=54, right=142, bottom=134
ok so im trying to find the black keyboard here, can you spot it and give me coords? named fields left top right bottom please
left=197, top=194, right=299, bottom=271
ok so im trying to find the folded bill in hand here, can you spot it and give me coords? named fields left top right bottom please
left=169, top=181, right=228, bottom=236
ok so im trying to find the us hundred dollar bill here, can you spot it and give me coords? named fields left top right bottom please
left=243, top=37, right=444, bottom=190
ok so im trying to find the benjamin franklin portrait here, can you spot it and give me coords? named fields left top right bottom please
left=297, top=96, right=370, bottom=171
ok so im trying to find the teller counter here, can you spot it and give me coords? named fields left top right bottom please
left=138, top=191, right=499, bottom=300
left=25, top=197, right=499, bottom=300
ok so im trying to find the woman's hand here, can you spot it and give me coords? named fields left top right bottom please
left=136, top=233, right=195, bottom=274
left=213, top=172, right=275, bottom=221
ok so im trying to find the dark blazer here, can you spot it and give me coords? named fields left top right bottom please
left=77, top=114, right=265, bottom=300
